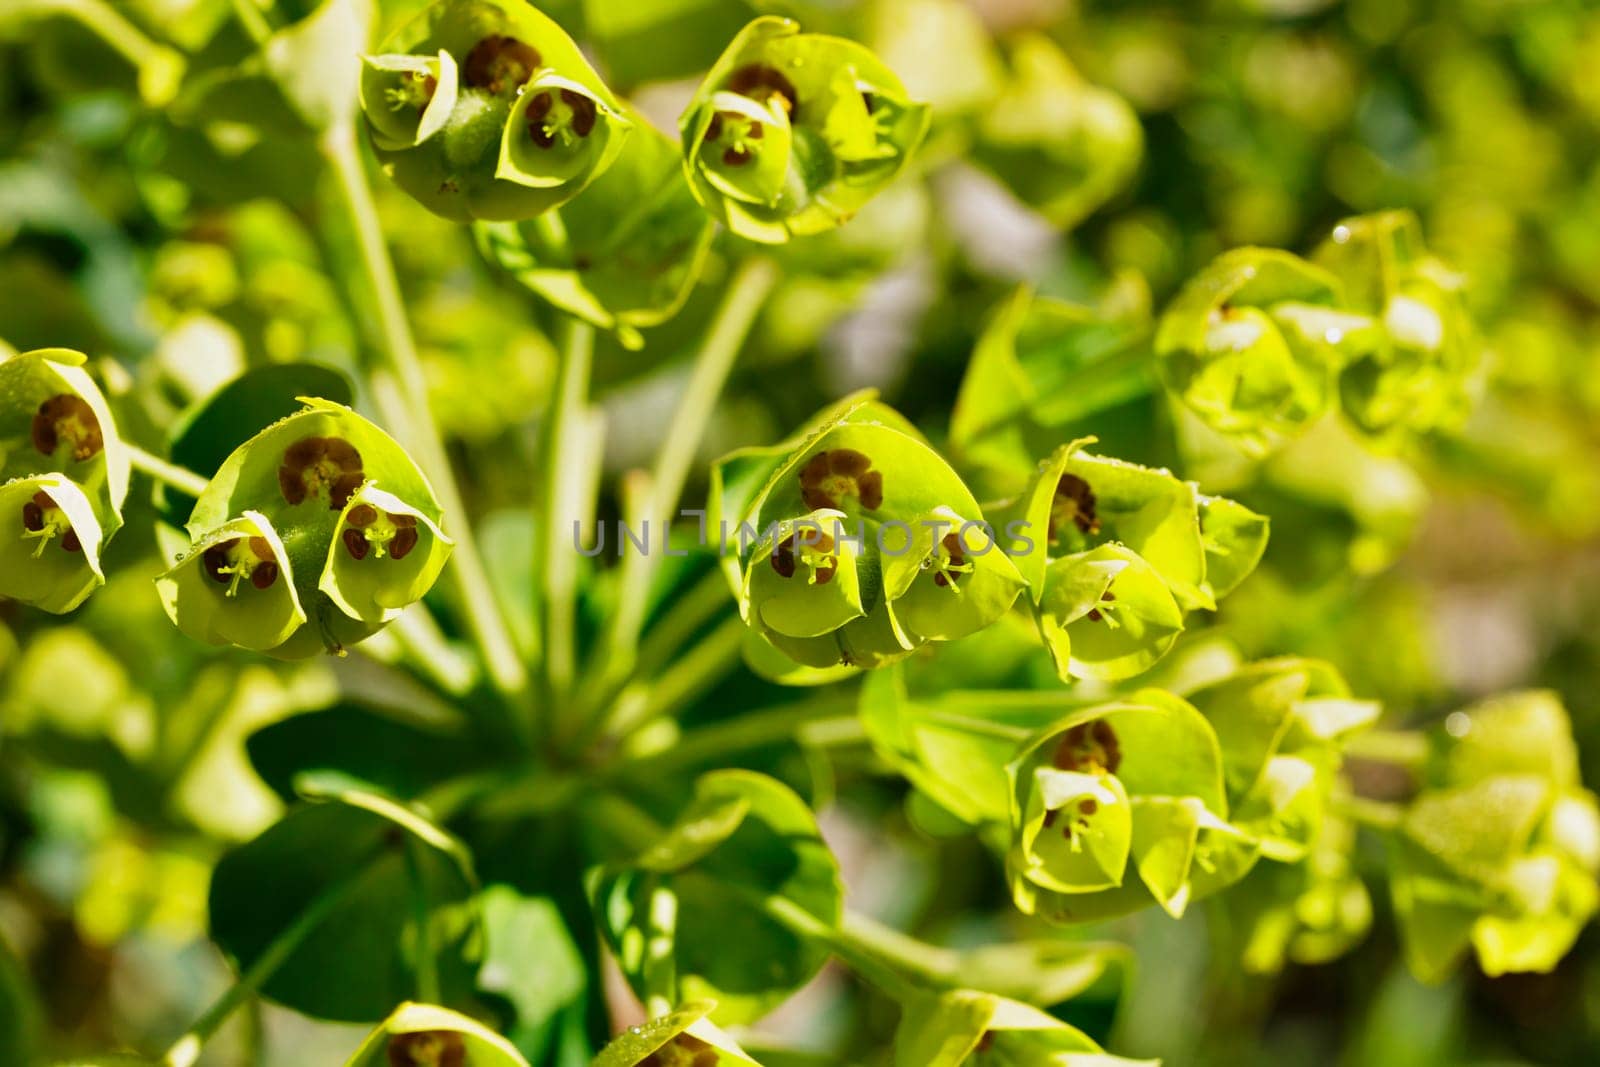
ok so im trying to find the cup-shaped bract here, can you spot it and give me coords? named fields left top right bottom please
left=163, top=399, right=450, bottom=656
left=0, top=475, right=106, bottom=614
left=717, top=396, right=1015, bottom=673
left=1187, top=658, right=1378, bottom=861
left=1391, top=691, right=1600, bottom=981
left=0, top=348, right=129, bottom=532
left=1007, top=693, right=1252, bottom=922
left=345, top=1002, right=530, bottom=1067
left=893, top=988, right=1152, bottom=1067
left=473, top=118, right=716, bottom=348
left=1034, top=544, right=1185, bottom=683
left=1156, top=249, right=1376, bottom=452
left=680, top=17, right=930, bottom=243
left=1312, top=211, right=1476, bottom=438
left=971, top=34, right=1142, bottom=229
left=157, top=511, right=306, bottom=651
left=361, top=0, right=630, bottom=221
left=321, top=485, right=453, bottom=626
left=590, top=1001, right=761, bottom=1067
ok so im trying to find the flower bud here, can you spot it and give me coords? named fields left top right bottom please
left=362, top=0, right=630, bottom=221
left=680, top=17, right=929, bottom=243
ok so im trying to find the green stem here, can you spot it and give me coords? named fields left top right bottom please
left=538, top=317, right=596, bottom=710
left=1342, top=728, right=1429, bottom=771
left=756, top=895, right=931, bottom=1003
left=127, top=444, right=210, bottom=499
left=387, top=603, right=477, bottom=697
left=606, top=693, right=858, bottom=779
left=604, top=615, right=745, bottom=742
left=318, top=124, right=529, bottom=717
left=5, top=0, right=184, bottom=103
left=226, top=0, right=272, bottom=43
left=405, top=838, right=440, bottom=1003
left=1332, top=793, right=1405, bottom=833
left=162, top=865, right=366, bottom=1067
left=587, top=257, right=778, bottom=704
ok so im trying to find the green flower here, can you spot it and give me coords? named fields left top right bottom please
left=1007, top=693, right=1252, bottom=921
left=894, top=988, right=1154, bottom=1066
left=361, top=0, right=630, bottom=221
left=346, top=1002, right=529, bottom=1066
left=1312, top=211, right=1476, bottom=438
left=157, top=511, right=306, bottom=651
left=591, top=1001, right=761, bottom=1066
left=716, top=395, right=1017, bottom=673
left=680, top=17, right=930, bottom=243
left=1156, top=249, right=1377, bottom=451
left=162, top=399, right=450, bottom=656
left=1391, top=691, right=1600, bottom=980
left=0, top=475, right=105, bottom=613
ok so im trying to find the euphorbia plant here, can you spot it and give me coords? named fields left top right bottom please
left=0, top=2, right=1596, bottom=1066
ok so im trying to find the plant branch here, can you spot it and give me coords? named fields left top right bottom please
left=318, top=123, right=530, bottom=717
left=127, top=444, right=211, bottom=499
left=1332, top=793, right=1405, bottom=833
left=1342, top=728, right=1429, bottom=771
left=605, top=692, right=858, bottom=779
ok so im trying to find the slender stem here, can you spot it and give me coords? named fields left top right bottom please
left=226, top=0, right=272, bottom=43
left=388, top=603, right=477, bottom=697
left=606, top=693, right=858, bottom=779
left=631, top=565, right=738, bottom=681
left=6, top=0, right=184, bottom=99
left=1342, top=728, right=1429, bottom=771
left=405, top=838, right=440, bottom=1003
left=538, top=317, right=596, bottom=708
left=127, top=444, right=210, bottom=499
left=589, top=258, right=778, bottom=701
left=757, top=895, right=926, bottom=1003
left=604, top=615, right=745, bottom=742
left=162, top=866, right=367, bottom=1067
left=1332, top=793, right=1405, bottom=833
left=318, top=124, right=529, bottom=713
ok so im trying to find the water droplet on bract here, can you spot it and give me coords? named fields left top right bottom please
left=920, top=557, right=933, bottom=570
left=1324, top=328, right=1344, bottom=344
left=1332, top=224, right=1351, bottom=243
left=1445, top=711, right=1471, bottom=738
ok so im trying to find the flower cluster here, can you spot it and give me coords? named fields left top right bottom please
left=1389, top=691, right=1600, bottom=980
left=360, top=0, right=630, bottom=222
left=680, top=17, right=929, bottom=244
left=0, top=348, right=129, bottom=614
left=157, top=399, right=452, bottom=656
left=995, top=441, right=1268, bottom=682
left=1156, top=211, right=1475, bottom=451
left=713, top=394, right=1025, bottom=674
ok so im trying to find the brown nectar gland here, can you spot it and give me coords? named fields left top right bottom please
left=462, top=34, right=540, bottom=95
left=19, top=490, right=82, bottom=556
left=386, top=1029, right=466, bottom=1067
left=727, top=63, right=800, bottom=119
left=201, top=536, right=279, bottom=596
left=1049, top=473, right=1100, bottom=540
left=771, top=529, right=838, bottom=584
left=526, top=88, right=598, bottom=149
left=799, top=449, right=883, bottom=511
left=278, top=436, right=364, bottom=510
left=342, top=509, right=420, bottom=562
left=639, top=1031, right=718, bottom=1067
left=1052, top=719, right=1121, bottom=775
left=932, top=532, right=973, bottom=588
left=1085, top=590, right=1115, bottom=623
left=32, top=394, right=104, bottom=462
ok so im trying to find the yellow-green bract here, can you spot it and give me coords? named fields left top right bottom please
left=361, top=0, right=630, bottom=221
left=680, top=17, right=930, bottom=243
left=158, top=399, right=452, bottom=657
left=0, top=348, right=128, bottom=613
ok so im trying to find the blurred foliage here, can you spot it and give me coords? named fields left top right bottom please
left=3, top=1, right=1600, bottom=1066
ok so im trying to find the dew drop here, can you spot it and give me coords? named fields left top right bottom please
left=1445, top=711, right=1471, bottom=738
left=1332, top=224, right=1351, bottom=243
left=1324, top=328, right=1344, bottom=344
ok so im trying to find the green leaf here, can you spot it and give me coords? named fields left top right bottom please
left=473, top=119, right=714, bottom=347
left=1196, top=494, right=1269, bottom=600
left=893, top=989, right=1142, bottom=1067
left=245, top=703, right=478, bottom=803
left=209, top=789, right=478, bottom=1021
left=591, top=772, right=843, bottom=1023
left=1424, top=690, right=1581, bottom=792
left=476, top=887, right=585, bottom=1046
left=168, top=362, right=354, bottom=482
left=345, top=1002, right=529, bottom=1066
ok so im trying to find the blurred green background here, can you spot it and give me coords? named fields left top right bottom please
left=3, top=0, right=1600, bottom=1064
